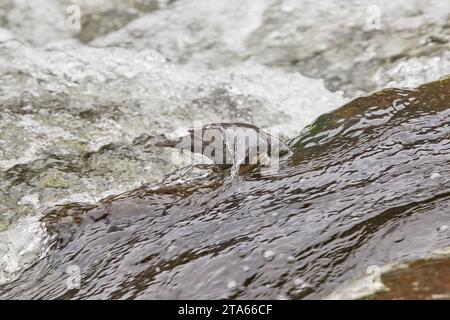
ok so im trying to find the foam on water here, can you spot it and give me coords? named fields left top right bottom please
left=374, top=53, right=450, bottom=89
left=0, top=215, right=50, bottom=285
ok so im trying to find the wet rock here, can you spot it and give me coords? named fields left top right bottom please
left=290, top=77, right=450, bottom=152
left=94, top=0, right=450, bottom=95
left=327, top=248, right=450, bottom=300
left=372, top=256, right=450, bottom=300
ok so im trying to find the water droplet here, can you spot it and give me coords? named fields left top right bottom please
left=243, top=266, right=250, bottom=272
left=438, top=224, right=449, bottom=232
left=294, top=278, right=312, bottom=289
left=287, top=256, right=295, bottom=263
left=237, top=248, right=248, bottom=257
left=263, top=250, right=275, bottom=261
left=227, top=280, right=237, bottom=289
left=430, top=172, right=441, bottom=180
left=167, top=245, right=176, bottom=253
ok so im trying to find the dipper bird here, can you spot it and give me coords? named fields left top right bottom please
left=155, top=123, right=290, bottom=173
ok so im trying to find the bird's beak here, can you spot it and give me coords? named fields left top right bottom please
left=154, top=137, right=182, bottom=148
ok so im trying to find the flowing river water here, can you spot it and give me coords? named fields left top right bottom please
left=0, top=0, right=449, bottom=299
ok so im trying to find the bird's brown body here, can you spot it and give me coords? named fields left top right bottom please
left=155, top=123, right=290, bottom=171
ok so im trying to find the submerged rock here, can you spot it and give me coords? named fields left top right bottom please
left=290, top=76, right=450, bottom=152
left=327, top=247, right=450, bottom=300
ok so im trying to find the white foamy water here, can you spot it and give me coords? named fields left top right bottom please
left=0, top=216, right=49, bottom=285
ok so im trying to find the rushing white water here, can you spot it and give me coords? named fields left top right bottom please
left=0, top=216, right=49, bottom=284
left=93, top=0, right=450, bottom=94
